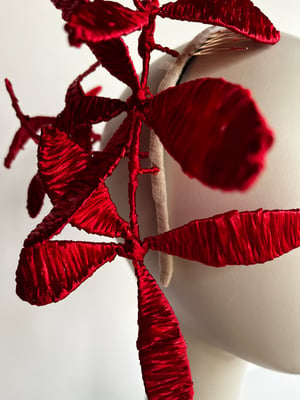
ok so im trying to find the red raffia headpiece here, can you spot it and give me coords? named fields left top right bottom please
left=5, top=1, right=283, bottom=398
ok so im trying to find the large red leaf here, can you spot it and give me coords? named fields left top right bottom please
left=144, top=209, right=300, bottom=266
left=66, top=0, right=149, bottom=45
left=136, top=263, right=193, bottom=399
left=89, top=38, right=140, bottom=92
left=159, top=0, right=280, bottom=44
left=25, top=115, right=134, bottom=247
left=143, top=78, right=274, bottom=191
left=16, top=241, right=118, bottom=305
left=38, top=125, right=130, bottom=238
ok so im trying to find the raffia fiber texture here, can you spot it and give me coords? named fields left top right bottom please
left=4, top=0, right=285, bottom=398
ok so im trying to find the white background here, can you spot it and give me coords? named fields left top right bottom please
left=1, top=1, right=300, bottom=399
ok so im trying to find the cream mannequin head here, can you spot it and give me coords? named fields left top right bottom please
left=152, top=31, right=300, bottom=382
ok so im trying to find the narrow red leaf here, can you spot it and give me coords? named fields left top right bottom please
left=27, top=174, right=46, bottom=218
left=143, top=78, right=273, bottom=191
left=65, top=0, right=149, bottom=45
left=144, top=209, right=300, bottom=266
left=136, top=263, right=193, bottom=399
left=159, top=0, right=280, bottom=44
left=89, top=38, right=140, bottom=92
left=16, top=241, right=118, bottom=305
left=25, top=115, right=134, bottom=247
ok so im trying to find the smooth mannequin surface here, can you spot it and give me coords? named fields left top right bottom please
left=153, top=33, right=300, bottom=399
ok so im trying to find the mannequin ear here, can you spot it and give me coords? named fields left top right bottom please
left=143, top=77, right=274, bottom=191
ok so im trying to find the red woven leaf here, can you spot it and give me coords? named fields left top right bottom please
left=159, top=0, right=280, bottom=44
left=16, top=241, right=118, bottom=305
left=136, top=263, right=193, bottom=399
left=144, top=209, right=300, bottom=266
left=25, top=115, right=134, bottom=247
left=50, top=0, right=87, bottom=21
left=27, top=174, right=46, bottom=218
left=143, top=78, right=273, bottom=191
left=38, top=125, right=130, bottom=237
left=90, top=38, right=140, bottom=92
left=55, top=95, right=127, bottom=138
left=66, top=0, right=149, bottom=45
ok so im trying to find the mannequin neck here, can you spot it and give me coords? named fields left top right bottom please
left=183, top=332, right=248, bottom=400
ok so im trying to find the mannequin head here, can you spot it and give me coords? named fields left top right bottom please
left=158, top=32, right=300, bottom=373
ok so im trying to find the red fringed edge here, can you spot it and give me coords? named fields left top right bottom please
left=144, top=209, right=300, bottom=266
left=136, top=263, right=193, bottom=399
left=16, top=241, right=118, bottom=306
left=159, top=0, right=280, bottom=44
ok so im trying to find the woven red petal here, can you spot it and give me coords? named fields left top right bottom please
left=143, top=78, right=273, bottom=191
left=89, top=38, right=140, bottom=92
left=136, top=263, right=193, bottom=399
left=38, top=125, right=130, bottom=237
left=65, top=0, right=149, bottom=46
left=159, top=0, right=280, bottom=44
left=25, top=115, right=134, bottom=247
left=55, top=95, right=127, bottom=138
left=16, top=241, right=118, bottom=305
left=144, top=209, right=300, bottom=266
left=27, top=174, right=46, bottom=218
left=50, top=0, right=88, bottom=21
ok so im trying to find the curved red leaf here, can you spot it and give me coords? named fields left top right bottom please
left=89, top=38, right=140, bottom=92
left=38, top=125, right=130, bottom=237
left=143, top=78, right=273, bottom=191
left=136, top=263, right=193, bottom=399
left=25, top=115, right=134, bottom=247
left=16, top=241, right=118, bottom=305
left=27, top=174, right=46, bottom=218
left=159, top=0, right=280, bottom=44
left=144, top=209, right=300, bottom=266
left=65, top=0, right=149, bottom=45
left=55, top=95, right=127, bottom=137
left=50, top=0, right=87, bottom=21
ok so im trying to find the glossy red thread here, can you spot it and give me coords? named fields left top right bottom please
left=5, top=1, right=283, bottom=399
left=144, top=209, right=300, bottom=266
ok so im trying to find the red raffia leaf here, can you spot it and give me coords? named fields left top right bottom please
left=159, top=0, right=280, bottom=44
left=143, top=78, right=274, bottom=191
left=89, top=38, right=140, bottom=92
left=27, top=174, right=46, bottom=218
left=25, top=114, right=135, bottom=247
left=50, top=0, right=88, bottom=21
left=55, top=95, right=127, bottom=136
left=144, top=209, right=300, bottom=266
left=65, top=0, right=149, bottom=45
left=64, top=61, right=100, bottom=103
left=136, top=263, right=193, bottom=399
left=38, top=125, right=130, bottom=237
left=16, top=241, right=118, bottom=305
